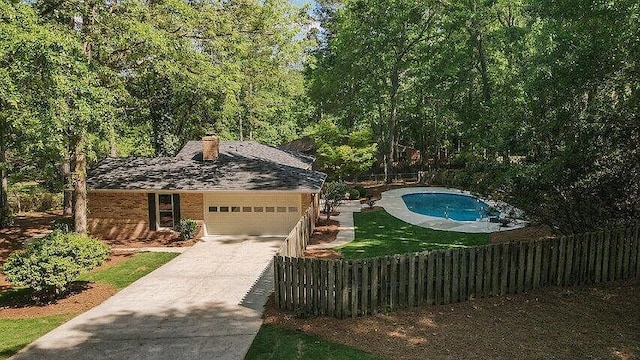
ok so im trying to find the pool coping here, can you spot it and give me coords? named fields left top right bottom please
left=376, top=187, right=527, bottom=233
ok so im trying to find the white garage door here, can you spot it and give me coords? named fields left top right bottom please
left=203, top=193, right=302, bottom=235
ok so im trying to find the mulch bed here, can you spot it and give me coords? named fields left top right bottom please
left=308, top=219, right=340, bottom=246
left=102, top=236, right=199, bottom=248
left=263, top=280, right=640, bottom=360
left=304, top=218, right=342, bottom=259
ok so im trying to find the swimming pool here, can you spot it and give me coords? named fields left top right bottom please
left=402, top=193, right=498, bottom=221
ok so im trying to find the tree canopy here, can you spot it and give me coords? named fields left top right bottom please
left=1, top=0, right=638, bottom=233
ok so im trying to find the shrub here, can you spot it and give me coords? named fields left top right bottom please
left=176, top=219, right=198, bottom=241
left=321, top=181, right=348, bottom=221
left=353, top=185, right=367, bottom=197
left=51, top=218, right=74, bottom=233
left=2, top=231, right=110, bottom=298
left=346, top=188, right=360, bottom=200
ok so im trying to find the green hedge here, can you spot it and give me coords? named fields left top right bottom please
left=2, top=231, right=110, bottom=298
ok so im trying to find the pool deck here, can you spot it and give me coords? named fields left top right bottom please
left=376, top=187, right=527, bottom=233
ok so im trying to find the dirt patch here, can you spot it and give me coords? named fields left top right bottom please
left=303, top=248, right=342, bottom=259
left=263, top=281, right=640, bottom=360
left=0, top=282, right=117, bottom=319
left=491, top=224, right=556, bottom=243
left=0, top=211, right=63, bottom=263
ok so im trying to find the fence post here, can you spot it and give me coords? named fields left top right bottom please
left=451, top=249, right=460, bottom=303
left=489, top=245, right=498, bottom=296
left=460, top=250, right=469, bottom=300
left=328, top=260, right=335, bottom=317
left=372, top=258, right=379, bottom=314
left=408, top=254, right=417, bottom=307
left=500, top=243, right=509, bottom=295
left=274, top=256, right=281, bottom=309
left=417, top=253, right=426, bottom=306
left=426, top=252, right=435, bottom=305
left=443, top=250, right=452, bottom=304
left=602, top=231, right=611, bottom=281
left=533, top=240, right=542, bottom=289
left=361, top=259, right=369, bottom=315
left=476, top=247, right=485, bottom=298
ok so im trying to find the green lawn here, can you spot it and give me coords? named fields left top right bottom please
left=0, top=315, right=74, bottom=360
left=336, top=209, right=490, bottom=259
left=245, top=324, right=384, bottom=360
left=79, top=252, right=178, bottom=289
left=0, top=251, right=178, bottom=359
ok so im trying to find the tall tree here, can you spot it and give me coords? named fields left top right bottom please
left=310, top=0, right=442, bottom=182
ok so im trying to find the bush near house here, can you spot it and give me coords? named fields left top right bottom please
left=2, top=231, right=109, bottom=299
left=176, top=218, right=198, bottom=241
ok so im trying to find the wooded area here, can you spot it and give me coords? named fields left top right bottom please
left=1, top=0, right=638, bottom=233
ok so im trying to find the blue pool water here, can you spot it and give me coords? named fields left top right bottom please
left=402, top=193, right=498, bottom=221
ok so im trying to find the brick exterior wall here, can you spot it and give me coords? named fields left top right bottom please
left=88, top=191, right=204, bottom=240
left=180, top=193, right=204, bottom=220
left=179, top=193, right=205, bottom=239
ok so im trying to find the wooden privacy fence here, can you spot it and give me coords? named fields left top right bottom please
left=273, top=224, right=639, bottom=318
left=276, top=206, right=316, bottom=257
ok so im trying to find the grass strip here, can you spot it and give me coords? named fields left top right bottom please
left=246, top=324, right=384, bottom=360
left=79, top=252, right=179, bottom=289
left=337, top=209, right=489, bottom=259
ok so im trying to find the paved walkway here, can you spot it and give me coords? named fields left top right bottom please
left=12, top=235, right=284, bottom=360
left=307, top=200, right=361, bottom=250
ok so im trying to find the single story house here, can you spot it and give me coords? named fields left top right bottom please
left=86, top=136, right=327, bottom=239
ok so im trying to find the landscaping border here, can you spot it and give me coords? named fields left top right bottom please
left=273, top=223, right=640, bottom=318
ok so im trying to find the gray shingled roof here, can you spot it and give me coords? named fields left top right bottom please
left=87, top=141, right=327, bottom=191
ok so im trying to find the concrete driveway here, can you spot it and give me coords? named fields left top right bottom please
left=12, top=235, right=284, bottom=360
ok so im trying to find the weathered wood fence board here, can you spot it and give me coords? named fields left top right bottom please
left=275, top=206, right=316, bottom=257
left=274, top=223, right=640, bottom=318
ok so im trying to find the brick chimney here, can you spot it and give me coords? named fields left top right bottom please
left=202, top=135, right=220, bottom=161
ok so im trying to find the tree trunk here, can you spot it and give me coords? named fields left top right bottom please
left=0, top=119, right=9, bottom=226
left=0, top=153, right=8, bottom=226
left=109, top=126, right=117, bottom=157
left=474, top=30, right=491, bottom=105
left=238, top=112, right=243, bottom=141
left=248, top=82, right=254, bottom=141
left=62, top=150, right=73, bottom=216
left=385, top=66, right=400, bottom=184
left=72, top=136, right=88, bottom=234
